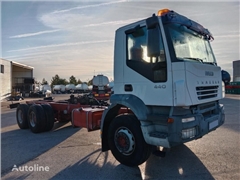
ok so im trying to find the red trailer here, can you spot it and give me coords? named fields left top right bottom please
left=16, top=94, right=130, bottom=133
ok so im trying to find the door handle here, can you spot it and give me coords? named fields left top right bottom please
left=124, top=84, right=133, bottom=92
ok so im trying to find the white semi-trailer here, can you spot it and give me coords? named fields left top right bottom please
left=92, top=74, right=111, bottom=100
left=52, top=84, right=66, bottom=94
left=65, top=84, right=76, bottom=93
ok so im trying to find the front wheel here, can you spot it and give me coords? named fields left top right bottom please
left=108, top=114, right=152, bottom=167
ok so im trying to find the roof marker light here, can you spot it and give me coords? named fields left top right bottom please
left=157, top=9, right=170, bottom=16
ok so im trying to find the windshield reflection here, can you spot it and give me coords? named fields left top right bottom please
left=166, top=23, right=216, bottom=64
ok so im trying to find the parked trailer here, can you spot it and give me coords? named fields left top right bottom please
left=53, top=85, right=66, bottom=94
left=75, top=83, right=89, bottom=93
left=16, top=94, right=127, bottom=133
left=65, top=84, right=76, bottom=94
left=92, top=75, right=111, bottom=100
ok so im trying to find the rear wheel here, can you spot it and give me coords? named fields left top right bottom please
left=108, top=114, right=152, bottom=166
left=41, top=104, right=55, bottom=131
left=16, top=104, right=29, bottom=129
left=28, top=104, right=46, bottom=133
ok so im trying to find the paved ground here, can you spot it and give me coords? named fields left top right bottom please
left=1, top=94, right=239, bottom=180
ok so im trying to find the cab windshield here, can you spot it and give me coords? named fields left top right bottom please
left=166, top=23, right=216, bottom=64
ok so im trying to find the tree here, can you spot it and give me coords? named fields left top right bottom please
left=58, top=78, right=68, bottom=85
left=51, top=74, right=67, bottom=87
left=77, top=79, right=82, bottom=84
left=42, top=78, right=48, bottom=85
left=87, top=78, right=93, bottom=86
left=51, top=74, right=60, bottom=86
left=69, top=75, right=77, bottom=85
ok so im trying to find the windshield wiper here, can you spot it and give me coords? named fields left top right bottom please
left=202, top=62, right=217, bottom=65
left=183, top=57, right=203, bottom=63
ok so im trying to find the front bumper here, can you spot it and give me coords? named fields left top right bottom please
left=141, top=103, right=225, bottom=148
left=168, top=103, right=225, bottom=147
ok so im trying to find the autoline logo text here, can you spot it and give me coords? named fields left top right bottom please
left=12, top=164, right=50, bottom=172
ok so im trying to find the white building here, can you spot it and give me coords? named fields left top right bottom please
left=0, top=58, right=34, bottom=100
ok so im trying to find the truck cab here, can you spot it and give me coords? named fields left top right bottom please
left=101, top=9, right=225, bottom=166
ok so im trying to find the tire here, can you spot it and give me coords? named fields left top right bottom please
left=28, top=104, right=46, bottom=133
left=41, top=104, right=55, bottom=131
left=108, top=114, right=152, bottom=167
left=16, top=104, right=29, bottom=129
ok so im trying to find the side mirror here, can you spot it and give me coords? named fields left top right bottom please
left=146, top=14, right=161, bottom=57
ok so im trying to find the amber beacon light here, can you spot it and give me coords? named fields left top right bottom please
left=157, top=8, right=170, bottom=16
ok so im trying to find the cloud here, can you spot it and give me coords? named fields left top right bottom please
left=3, top=50, right=61, bottom=60
left=9, top=29, right=61, bottom=38
left=38, top=0, right=128, bottom=29
left=8, top=39, right=113, bottom=52
left=83, top=17, right=145, bottom=27
left=39, top=12, right=90, bottom=30
left=9, top=1, right=129, bottom=39
left=213, top=34, right=240, bottom=38
left=50, top=0, right=127, bottom=14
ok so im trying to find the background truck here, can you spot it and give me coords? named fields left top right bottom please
left=52, top=84, right=66, bottom=94
left=65, top=84, right=76, bottom=94
left=75, top=83, right=89, bottom=93
left=91, top=74, right=111, bottom=100
left=16, top=9, right=225, bottom=167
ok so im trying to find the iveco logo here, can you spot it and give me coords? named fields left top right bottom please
left=205, top=71, right=214, bottom=76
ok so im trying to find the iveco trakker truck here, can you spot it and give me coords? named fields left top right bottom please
left=16, top=9, right=225, bottom=167
left=100, top=9, right=225, bottom=166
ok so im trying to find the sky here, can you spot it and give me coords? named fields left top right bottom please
left=1, top=0, right=239, bottom=83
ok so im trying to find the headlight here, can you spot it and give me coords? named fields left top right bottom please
left=182, top=117, right=195, bottom=123
left=222, top=81, right=225, bottom=98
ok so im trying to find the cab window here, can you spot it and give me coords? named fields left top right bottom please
left=126, top=26, right=167, bottom=82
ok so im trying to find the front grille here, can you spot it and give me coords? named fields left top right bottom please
left=196, top=86, right=218, bottom=100
left=199, top=102, right=215, bottom=111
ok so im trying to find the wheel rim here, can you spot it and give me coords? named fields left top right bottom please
left=29, top=111, right=37, bottom=127
left=17, top=109, right=23, bottom=124
left=114, top=127, right=135, bottom=155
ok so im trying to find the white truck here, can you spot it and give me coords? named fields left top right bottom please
left=16, top=9, right=225, bottom=167
left=100, top=9, right=225, bottom=166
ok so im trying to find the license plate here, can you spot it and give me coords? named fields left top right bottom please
left=209, top=120, right=219, bottom=130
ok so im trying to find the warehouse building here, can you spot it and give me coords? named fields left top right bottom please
left=0, top=58, right=34, bottom=100
left=233, top=60, right=240, bottom=82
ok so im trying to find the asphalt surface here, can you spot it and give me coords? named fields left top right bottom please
left=1, top=94, right=239, bottom=180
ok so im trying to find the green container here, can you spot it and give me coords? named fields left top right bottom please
left=230, top=82, right=240, bottom=86
left=230, top=89, right=240, bottom=94
left=236, top=89, right=240, bottom=94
